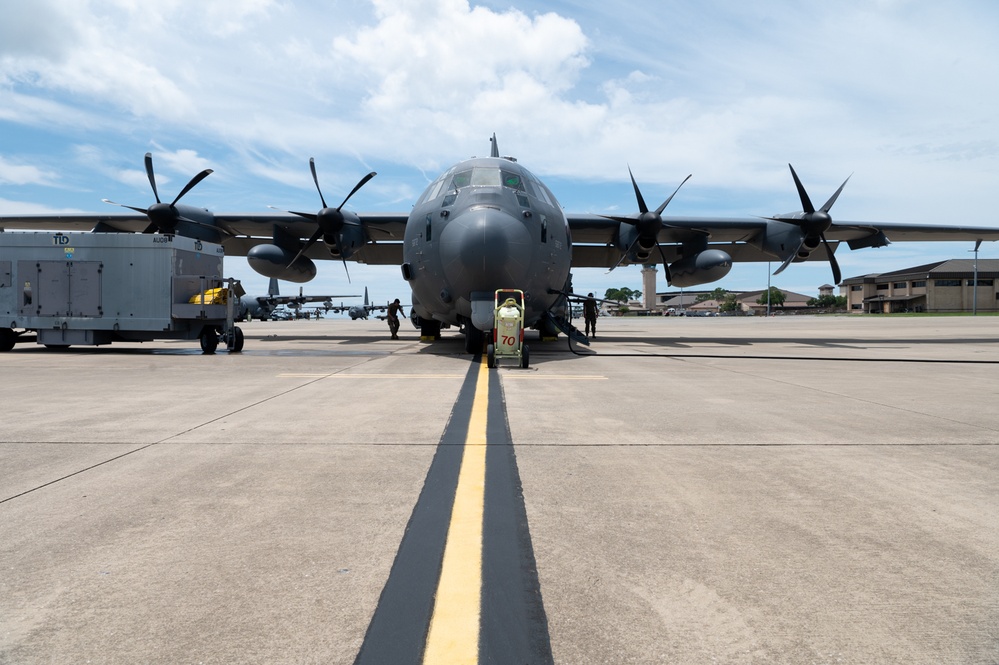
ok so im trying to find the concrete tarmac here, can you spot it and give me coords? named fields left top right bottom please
left=1, top=315, right=997, bottom=664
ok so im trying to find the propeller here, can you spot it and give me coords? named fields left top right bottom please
left=278, top=159, right=376, bottom=283
left=603, top=168, right=692, bottom=285
left=768, top=164, right=850, bottom=285
left=103, top=152, right=214, bottom=234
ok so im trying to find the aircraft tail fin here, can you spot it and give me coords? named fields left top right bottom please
left=268, top=277, right=279, bottom=297
left=364, top=287, right=369, bottom=307
left=490, top=133, right=499, bottom=158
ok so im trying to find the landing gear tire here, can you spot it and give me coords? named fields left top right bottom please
left=464, top=326, right=483, bottom=354
left=420, top=319, right=442, bottom=340
left=486, top=343, right=495, bottom=368
left=0, top=328, right=15, bottom=352
left=520, top=344, right=530, bottom=369
left=200, top=329, right=219, bottom=355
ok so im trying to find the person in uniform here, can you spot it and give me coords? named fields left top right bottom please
left=386, top=298, right=405, bottom=339
left=583, top=292, right=598, bottom=338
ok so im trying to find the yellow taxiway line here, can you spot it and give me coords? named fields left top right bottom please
left=277, top=373, right=464, bottom=379
left=422, top=356, right=490, bottom=664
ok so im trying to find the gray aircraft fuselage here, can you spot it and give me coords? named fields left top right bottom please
left=401, top=155, right=572, bottom=336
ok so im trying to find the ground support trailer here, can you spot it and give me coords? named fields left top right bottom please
left=0, top=232, right=242, bottom=353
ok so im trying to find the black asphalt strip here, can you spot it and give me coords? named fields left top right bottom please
left=354, top=358, right=552, bottom=664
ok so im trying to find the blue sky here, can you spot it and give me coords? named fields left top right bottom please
left=2, top=0, right=997, bottom=304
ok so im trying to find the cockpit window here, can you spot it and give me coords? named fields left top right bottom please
left=427, top=165, right=553, bottom=208
left=450, top=170, right=472, bottom=189
left=501, top=171, right=525, bottom=191
left=447, top=167, right=531, bottom=191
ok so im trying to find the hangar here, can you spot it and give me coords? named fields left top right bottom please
left=841, top=259, right=999, bottom=314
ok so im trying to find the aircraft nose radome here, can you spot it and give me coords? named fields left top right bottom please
left=439, top=206, right=533, bottom=290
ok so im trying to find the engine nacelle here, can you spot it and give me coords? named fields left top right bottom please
left=755, top=220, right=805, bottom=261
left=669, top=249, right=733, bottom=287
left=798, top=235, right=821, bottom=258
left=246, top=244, right=317, bottom=283
left=326, top=224, right=366, bottom=259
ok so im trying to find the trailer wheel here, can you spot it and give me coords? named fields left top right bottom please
left=520, top=344, right=530, bottom=369
left=0, top=328, right=15, bottom=352
left=231, top=326, right=244, bottom=353
left=200, top=329, right=218, bottom=355
left=486, top=343, right=495, bottom=368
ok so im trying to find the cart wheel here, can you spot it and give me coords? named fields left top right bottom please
left=486, top=343, right=495, bottom=368
left=200, top=329, right=219, bottom=355
left=231, top=326, right=244, bottom=353
left=520, top=344, right=530, bottom=369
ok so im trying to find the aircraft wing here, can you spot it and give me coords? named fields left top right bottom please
left=0, top=211, right=409, bottom=262
left=214, top=212, right=409, bottom=265
left=0, top=213, right=147, bottom=234
left=269, top=294, right=359, bottom=306
left=565, top=213, right=999, bottom=267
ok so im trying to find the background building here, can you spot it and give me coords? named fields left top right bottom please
left=841, top=259, right=999, bottom=313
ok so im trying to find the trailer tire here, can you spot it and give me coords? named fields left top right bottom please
left=520, top=344, right=530, bottom=369
left=231, top=326, right=244, bottom=353
left=486, top=343, right=495, bottom=368
left=200, top=330, right=218, bottom=355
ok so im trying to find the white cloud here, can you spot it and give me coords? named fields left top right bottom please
left=0, top=197, right=82, bottom=214
left=148, top=147, right=215, bottom=179
left=0, top=157, right=55, bottom=186
left=0, top=0, right=79, bottom=60
left=333, top=0, right=587, bottom=118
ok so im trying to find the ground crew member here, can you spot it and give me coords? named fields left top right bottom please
left=583, top=292, right=598, bottom=338
left=386, top=298, right=404, bottom=339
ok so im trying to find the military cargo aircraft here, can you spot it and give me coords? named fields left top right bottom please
left=3, top=136, right=999, bottom=353
left=324, top=287, right=393, bottom=321
left=236, top=277, right=358, bottom=321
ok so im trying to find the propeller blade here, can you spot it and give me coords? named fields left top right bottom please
left=172, top=214, right=233, bottom=236
left=170, top=169, right=214, bottom=206
left=287, top=228, right=323, bottom=268
left=656, top=241, right=674, bottom=285
left=628, top=166, right=649, bottom=214
left=820, top=234, right=842, bottom=284
left=334, top=235, right=352, bottom=283
left=820, top=174, right=852, bottom=213
left=602, top=215, right=639, bottom=226
left=144, top=152, right=160, bottom=204
left=268, top=206, right=319, bottom=222
left=607, top=236, right=640, bottom=273
left=102, top=199, right=149, bottom=215
left=338, top=172, right=377, bottom=211
left=788, top=164, right=814, bottom=214
left=773, top=240, right=803, bottom=276
left=654, top=174, right=692, bottom=215
left=309, top=158, right=328, bottom=209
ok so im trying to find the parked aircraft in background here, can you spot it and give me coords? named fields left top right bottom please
left=4, top=137, right=999, bottom=353
left=324, top=287, right=392, bottom=320
left=236, top=277, right=357, bottom=321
